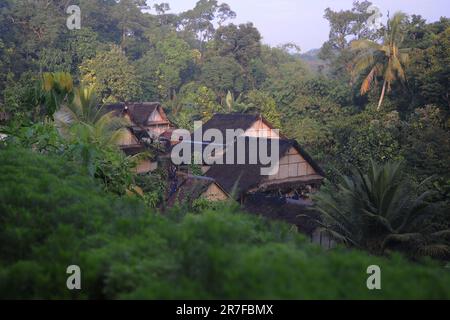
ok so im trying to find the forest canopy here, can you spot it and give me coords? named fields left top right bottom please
left=0, top=0, right=449, bottom=299
left=0, top=1, right=448, bottom=178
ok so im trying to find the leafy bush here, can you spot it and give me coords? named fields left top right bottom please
left=135, top=169, right=168, bottom=208
left=3, top=118, right=136, bottom=195
left=1, top=147, right=450, bottom=299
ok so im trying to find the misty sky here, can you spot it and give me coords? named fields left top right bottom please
left=155, top=0, right=450, bottom=52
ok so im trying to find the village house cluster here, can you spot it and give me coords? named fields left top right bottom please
left=105, top=102, right=333, bottom=248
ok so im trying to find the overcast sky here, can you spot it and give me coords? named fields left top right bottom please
left=154, top=0, right=450, bottom=52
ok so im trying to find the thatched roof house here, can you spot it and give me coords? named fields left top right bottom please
left=205, top=138, right=324, bottom=200
left=170, top=113, right=324, bottom=201
left=167, top=175, right=230, bottom=207
left=104, top=102, right=171, bottom=138
left=103, top=102, right=172, bottom=174
left=195, top=113, right=284, bottom=140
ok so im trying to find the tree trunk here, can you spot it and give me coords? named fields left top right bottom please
left=377, top=80, right=387, bottom=111
left=121, top=25, right=126, bottom=50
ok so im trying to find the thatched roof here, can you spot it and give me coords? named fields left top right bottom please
left=200, top=113, right=261, bottom=136
left=195, top=113, right=285, bottom=139
left=103, top=102, right=169, bottom=126
left=121, top=144, right=147, bottom=157
left=204, top=138, right=325, bottom=198
left=130, top=127, right=151, bottom=142
left=166, top=175, right=228, bottom=207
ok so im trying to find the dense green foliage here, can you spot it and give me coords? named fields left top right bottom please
left=1, top=2, right=449, bottom=181
left=0, top=0, right=449, bottom=298
left=314, top=161, right=450, bottom=259
left=80, top=45, right=143, bottom=103
left=3, top=118, right=136, bottom=196
left=1, top=147, right=450, bottom=299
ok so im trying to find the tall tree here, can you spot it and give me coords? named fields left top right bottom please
left=321, top=1, right=376, bottom=54
left=214, top=23, right=262, bottom=68
left=179, top=0, right=236, bottom=51
left=319, top=1, right=380, bottom=82
left=351, top=12, right=410, bottom=110
left=137, top=34, right=196, bottom=101
left=80, top=45, right=142, bottom=103
left=408, top=25, right=450, bottom=111
left=4, top=0, right=63, bottom=73
left=111, top=0, right=149, bottom=49
left=200, top=55, right=245, bottom=99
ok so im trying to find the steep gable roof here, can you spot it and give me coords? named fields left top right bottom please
left=202, top=113, right=260, bottom=135
left=103, top=102, right=169, bottom=126
left=198, top=113, right=283, bottom=139
left=166, top=175, right=230, bottom=207
left=129, top=102, right=168, bottom=126
left=121, top=144, right=146, bottom=157
left=205, top=138, right=324, bottom=198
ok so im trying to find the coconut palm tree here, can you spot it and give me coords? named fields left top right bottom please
left=54, top=86, right=130, bottom=146
left=38, top=72, right=74, bottom=118
left=312, top=160, right=450, bottom=260
left=351, top=12, right=410, bottom=110
left=54, top=86, right=145, bottom=195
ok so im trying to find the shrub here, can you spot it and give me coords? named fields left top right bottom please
left=1, top=147, right=450, bottom=299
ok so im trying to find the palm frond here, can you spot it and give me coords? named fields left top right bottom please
left=360, top=67, right=376, bottom=95
left=351, top=39, right=381, bottom=51
left=317, top=227, right=358, bottom=247
left=382, top=232, right=424, bottom=251
left=314, top=160, right=445, bottom=258
left=391, top=55, right=406, bottom=82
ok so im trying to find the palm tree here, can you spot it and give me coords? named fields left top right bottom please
left=312, top=160, right=450, bottom=259
left=38, top=72, right=74, bottom=118
left=54, top=87, right=144, bottom=195
left=351, top=12, right=410, bottom=110
left=54, top=86, right=131, bottom=146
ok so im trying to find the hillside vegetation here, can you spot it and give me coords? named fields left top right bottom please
left=0, top=0, right=449, bottom=299
left=0, top=147, right=449, bottom=299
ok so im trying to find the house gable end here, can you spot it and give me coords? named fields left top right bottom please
left=268, top=147, right=318, bottom=181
